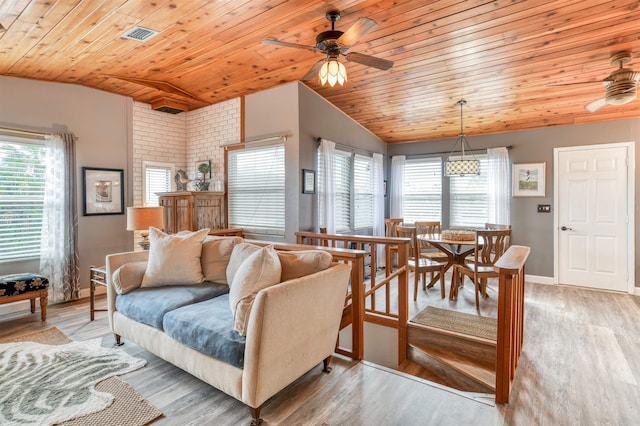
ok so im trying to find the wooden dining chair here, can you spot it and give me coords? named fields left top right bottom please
left=485, top=223, right=512, bottom=247
left=414, top=221, right=448, bottom=262
left=395, top=225, right=446, bottom=301
left=385, top=218, right=403, bottom=274
left=452, top=229, right=511, bottom=307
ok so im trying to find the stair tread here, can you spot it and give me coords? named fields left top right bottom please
left=408, top=322, right=497, bottom=347
left=409, top=342, right=496, bottom=389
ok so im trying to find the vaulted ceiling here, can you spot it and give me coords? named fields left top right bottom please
left=1, top=0, right=640, bottom=144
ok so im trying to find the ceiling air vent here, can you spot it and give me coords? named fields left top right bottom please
left=121, top=26, right=158, bottom=42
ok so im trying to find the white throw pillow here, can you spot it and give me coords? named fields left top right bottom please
left=278, top=250, right=333, bottom=282
left=228, top=245, right=282, bottom=336
left=112, top=261, right=148, bottom=294
left=226, top=242, right=262, bottom=285
left=141, top=227, right=209, bottom=287
left=201, top=236, right=244, bottom=284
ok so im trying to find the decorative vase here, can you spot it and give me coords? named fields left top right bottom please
left=194, top=179, right=210, bottom=191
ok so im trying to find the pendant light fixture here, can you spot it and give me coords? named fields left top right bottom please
left=444, top=99, right=480, bottom=176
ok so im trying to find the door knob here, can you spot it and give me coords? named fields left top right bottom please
left=560, top=226, right=573, bottom=231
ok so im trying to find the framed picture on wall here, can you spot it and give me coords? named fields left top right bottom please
left=302, top=169, right=316, bottom=194
left=82, top=167, right=124, bottom=215
left=512, top=162, right=546, bottom=197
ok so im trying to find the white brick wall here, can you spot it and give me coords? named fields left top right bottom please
left=186, top=98, right=241, bottom=187
left=132, top=98, right=240, bottom=203
left=132, top=101, right=187, bottom=206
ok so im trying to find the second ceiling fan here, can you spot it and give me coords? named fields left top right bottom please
left=262, top=11, right=394, bottom=87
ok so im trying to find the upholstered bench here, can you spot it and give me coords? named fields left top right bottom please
left=0, top=273, right=49, bottom=321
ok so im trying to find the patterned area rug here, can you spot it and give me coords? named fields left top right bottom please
left=0, top=328, right=162, bottom=426
left=411, top=306, right=497, bottom=341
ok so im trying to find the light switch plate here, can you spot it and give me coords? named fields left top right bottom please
left=537, top=204, right=551, bottom=213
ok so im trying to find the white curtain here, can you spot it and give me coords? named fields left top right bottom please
left=372, top=153, right=385, bottom=266
left=487, top=147, right=510, bottom=225
left=389, top=155, right=405, bottom=219
left=40, top=133, right=79, bottom=302
left=318, top=138, right=336, bottom=234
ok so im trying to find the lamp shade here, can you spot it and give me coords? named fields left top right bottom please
left=126, top=206, right=164, bottom=232
left=319, top=57, right=347, bottom=87
left=444, top=159, right=480, bottom=176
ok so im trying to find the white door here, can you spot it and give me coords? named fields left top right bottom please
left=556, top=144, right=631, bottom=292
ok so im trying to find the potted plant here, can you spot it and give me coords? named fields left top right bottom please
left=194, top=161, right=211, bottom=191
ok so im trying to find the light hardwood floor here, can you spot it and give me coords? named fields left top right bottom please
left=1, top=278, right=639, bottom=425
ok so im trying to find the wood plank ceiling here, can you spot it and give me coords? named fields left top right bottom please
left=1, top=0, right=640, bottom=144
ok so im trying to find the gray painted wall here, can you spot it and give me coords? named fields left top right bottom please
left=298, top=83, right=386, bottom=234
left=0, top=76, right=132, bottom=289
left=244, top=82, right=386, bottom=243
left=387, top=118, right=640, bottom=283
left=244, top=82, right=300, bottom=243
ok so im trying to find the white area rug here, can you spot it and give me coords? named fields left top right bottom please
left=0, top=337, right=146, bottom=425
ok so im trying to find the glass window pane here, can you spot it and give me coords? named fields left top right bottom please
left=0, top=139, right=46, bottom=260
left=228, top=144, right=285, bottom=235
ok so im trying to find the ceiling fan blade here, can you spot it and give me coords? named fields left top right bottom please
left=261, top=39, right=317, bottom=52
left=301, top=59, right=325, bottom=81
left=337, top=18, right=378, bottom=48
left=345, top=52, right=394, bottom=70
left=584, top=97, right=608, bottom=113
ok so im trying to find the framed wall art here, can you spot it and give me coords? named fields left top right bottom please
left=82, top=167, right=124, bottom=215
left=512, top=162, right=546, bottom=197
left=302, top=169, right=316, bottom=194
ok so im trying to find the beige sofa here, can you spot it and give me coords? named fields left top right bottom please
left=106, top=235, right=351, bottom=425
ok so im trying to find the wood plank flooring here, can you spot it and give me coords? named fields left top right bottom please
left=1, top=279, right=639, bottom=425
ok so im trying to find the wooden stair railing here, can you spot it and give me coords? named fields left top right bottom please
left=296, top=232, right=410, bottom=363
left=494, top=245, right=530, bottom=404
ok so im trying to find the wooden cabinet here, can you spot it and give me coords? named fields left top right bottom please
left=157, top=191, right=226, bottom=233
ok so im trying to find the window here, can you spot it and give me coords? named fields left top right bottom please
left=403, top=158, right=442, bottom=224
left=318, top=148, right=374, bottom=233
left=227, top=144, right=285, bottom=236
left=143, top=161, right=174, bottom=206
left=449, top=155, right=488, bottom=228
left=401, top=155, right=488, bottom=228
left=0, top=136, right=47, bottom=260
left=353, top=154, right=373, bottom=230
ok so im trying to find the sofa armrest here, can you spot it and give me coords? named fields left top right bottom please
left=105, top=251, right=149, bottom=330
left=241, top=262, right=351, bottom=408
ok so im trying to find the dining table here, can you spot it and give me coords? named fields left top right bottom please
left=417, top=233, right=478, bottom=298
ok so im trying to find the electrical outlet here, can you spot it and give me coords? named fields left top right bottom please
left=537, top=204, right=551, bottom=213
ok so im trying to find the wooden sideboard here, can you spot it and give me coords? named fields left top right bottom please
left=157, top=191, right=226, bottom=233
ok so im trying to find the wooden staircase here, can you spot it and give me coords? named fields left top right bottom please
left=400, top=321, right=497, bottom=394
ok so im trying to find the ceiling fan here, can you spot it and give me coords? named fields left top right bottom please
left=583, top=51, right=640, bottom=113
left=262, top=11, right=394, bottom=87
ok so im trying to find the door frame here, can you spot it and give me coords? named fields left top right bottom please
left=553, top=141, right=635, bottom=293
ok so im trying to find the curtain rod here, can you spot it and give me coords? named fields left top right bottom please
left=402, top=145, right=513, bottom=158
left=222, top=134, right=287, bottom=148
left=0, top=126, right=61, bottom=139
left=315, top=137, right=382, bottom=157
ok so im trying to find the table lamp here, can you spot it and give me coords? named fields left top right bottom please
left=126, top=206, right=164, bottom=250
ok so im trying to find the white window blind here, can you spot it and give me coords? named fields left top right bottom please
left=354, top=154, right=373, bottom=230
left=334, top=150, right=352, bottom=233
left=143, top=161, right=173, bottom=206
left=228, top=144, right=285, bottom=235
left=0, top=138, right=46, bottom=260
left=318, top=148, right=374, bottom=233
left=403, top=157, right=442, bottom=224
left=449, top=155, right=488, bottom=228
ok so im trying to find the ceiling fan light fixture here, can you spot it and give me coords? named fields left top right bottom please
left=319, top=56, right=347, bottom=87
left=444, top=100, right=480, bottom=177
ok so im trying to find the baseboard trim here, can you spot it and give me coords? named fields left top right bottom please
left=525, top=274, right=554, bottom=285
